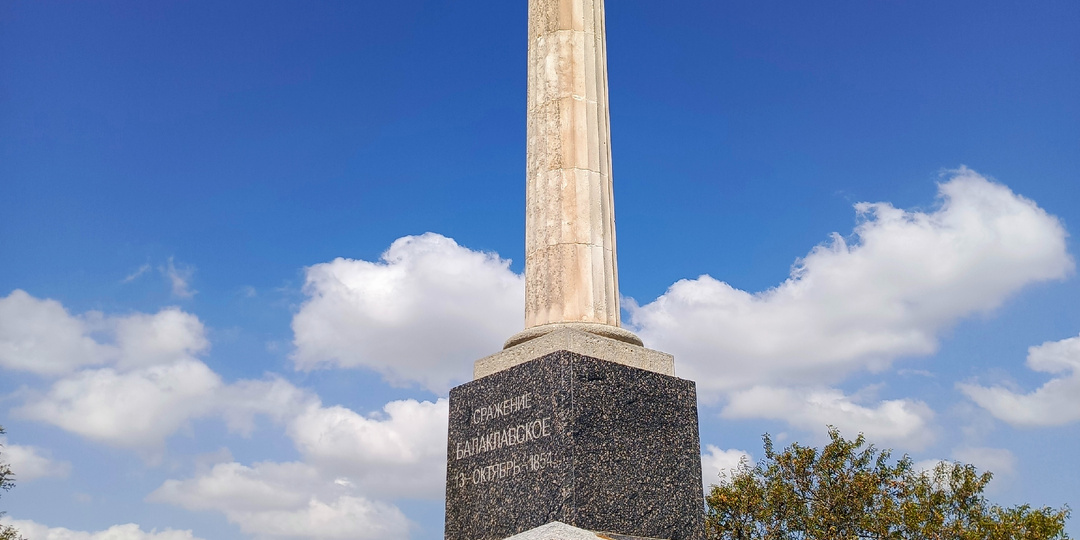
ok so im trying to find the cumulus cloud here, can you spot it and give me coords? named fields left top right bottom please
left=284, top=170, right=1068, bottom=446
left=701, top=445, right=752, bottom=490
left=0, top=292, right=209, bottom=377
left=291, top=232, right=524, bottom=392
left=960, top=332, right=1080, bottom=427
left=722, top=386, right=936, bottom=450
left=0, top=290, right=113, bottom=375
left=220, top=376, right=318, bottom=437
left=238, top=497, right=409, bottom=540
left=0, top=518, right=202, bottom=540
left=1, top=291, right=319, bottom=452
left=150, top=461, right=411, bottom=540
left=112, top=308, right=209, bottom=370
left=628, top=169, right=1072, bottom=395
left=151, top=396, right=447, bottom=538
left=288, top=398, right=449, bottom=498
left=0, top=438, right=70, bottom=480
left=16, top=360, right=223, bottom=451
left=16, top=368, right=325, bottom=454
left=3, top=291, right=434, bottom=538
left=0, top=293, right=229, bottom=452
left=151, top=461, right=324, bottom=514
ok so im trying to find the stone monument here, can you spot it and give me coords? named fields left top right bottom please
left=444, top=1, right=705, bottom=539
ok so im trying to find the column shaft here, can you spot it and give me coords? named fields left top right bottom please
left=524, top=0, right=620, bottom=329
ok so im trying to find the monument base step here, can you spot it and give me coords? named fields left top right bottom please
left=505, top=522, right=667, bottom=540
left=475, top=327, right=674, bottom=379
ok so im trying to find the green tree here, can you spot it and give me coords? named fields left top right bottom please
left=706, top=428, right=1071, bottom=540
left=0, top=426, right=23, bottom=540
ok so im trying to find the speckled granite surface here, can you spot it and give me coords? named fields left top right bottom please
left=445, top=351, right=704, bottom=540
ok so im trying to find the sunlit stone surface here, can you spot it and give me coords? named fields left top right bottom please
left=514, top=0, right=641, bottom=348
left=505, top=521, right=666, bottom=540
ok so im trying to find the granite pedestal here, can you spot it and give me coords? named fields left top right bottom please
left=444, top=350, right=705, bottom=540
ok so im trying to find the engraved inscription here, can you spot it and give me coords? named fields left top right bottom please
left=456, top=452, right=555, bottom=487
left=455, top=417, right=551, bottom=460
left=450, top=390, right=559, bottom=488
left=473, top=392, right=532, bottom=425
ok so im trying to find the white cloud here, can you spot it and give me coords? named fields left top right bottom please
left=288, top=398, right=449, bottom=498
left=959, top=332, right=1080, bottom=427
left=16, top=360, right=223, bottom=451
left=721, top=386, right=936, bottom=450
left=953, top=446, right=1016, bottom=477
left=151, top=461, right=322, bottom=513
left=1, top=292, right=317, bottom=452
left=0, top=518, right=202, bottom=540
left=113, top=308, right=209, bottom=370
left=701, top=445, right=752, bottom=490
left=0, top=437, right=70, bottom=480
left=123, top=259, right=195, bottom=297
left=161, top=257, right=196, bottom=299
left=291, top=232, right=524, bottom=392
left=15, top=367, right=325, bottom=453
left=0, top=298, right=219, bottom=450
left=628, top=169, right=1072, bottom=395
left=236, top=496, right=409, bottom=540
left=0, top=290, right=112, bottom=375
left=220, top=376, right=318, bottom=437
left=150, top=461, right=410, bottom=540
left=122, top=264, right=152, bottom=283
left=151, top=396, right=447, bottom=538
left=0, top=292, right=209, bottom=376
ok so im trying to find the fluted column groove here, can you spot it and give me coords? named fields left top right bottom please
left=511, top=0, right=639, bottom=348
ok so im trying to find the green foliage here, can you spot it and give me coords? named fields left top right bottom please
left=0, top=524, right=21, bottom=540
left=0, top=427, right=11, bottom=494
left=705, top=428, right=1071, bottom=540
left=0, top=426, right=24, bottom=540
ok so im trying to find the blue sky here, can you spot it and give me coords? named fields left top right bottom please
left=2, top=1, right=1078, bottom=538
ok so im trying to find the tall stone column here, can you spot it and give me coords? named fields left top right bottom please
left=445, top=4, right=703, bottom=538
left=507, top=0, right=641, bottom=348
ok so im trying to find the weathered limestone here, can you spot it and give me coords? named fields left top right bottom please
left=505, top=522, right=604, bottom=540
left=507, top=0, right=642, bottom=348
left=505, top=522, right=666, bottom=540
left=478, top=327, right=674, bottom=379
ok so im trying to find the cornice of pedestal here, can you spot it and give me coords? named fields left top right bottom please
left=504, top=321, right=642, bottom=349
left=474, top=326, right=674, bottom=380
